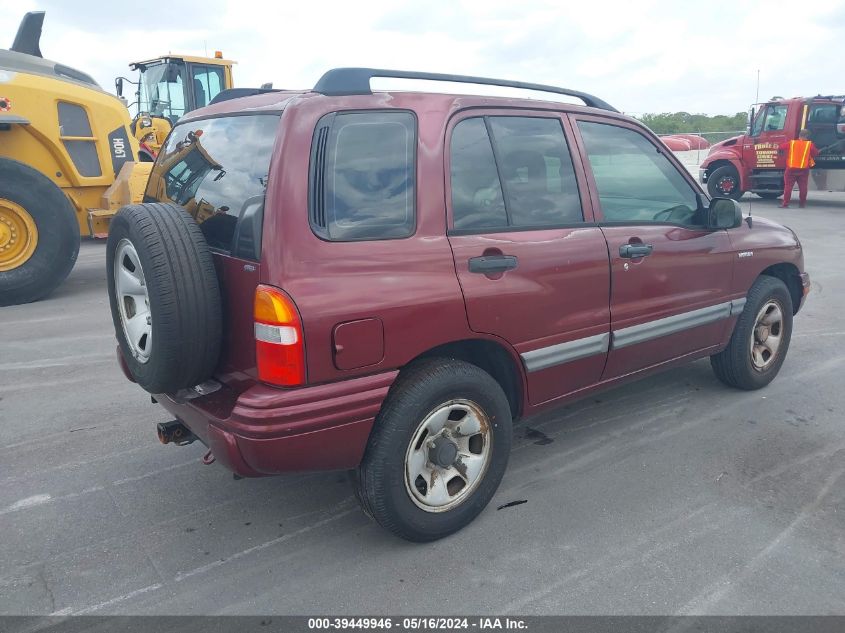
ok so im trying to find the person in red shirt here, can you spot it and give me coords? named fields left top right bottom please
left=780, top=130, right=820, bottom=208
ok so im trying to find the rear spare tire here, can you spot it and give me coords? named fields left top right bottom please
left=106, top=203, right=222, bottom=394
left=0, top=158, right=80, bottom=306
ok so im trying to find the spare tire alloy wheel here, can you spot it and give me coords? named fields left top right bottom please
left=405, top=399, right=493, bottom=512
left=114, top=239, right=152, bottom=363
left=0, top=199, right=38, bottom=272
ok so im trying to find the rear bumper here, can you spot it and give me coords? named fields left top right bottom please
left=155, top=370, right=398, bottom=477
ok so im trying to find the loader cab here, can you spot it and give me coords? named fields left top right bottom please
left=130, top=55, right=234, bottom=124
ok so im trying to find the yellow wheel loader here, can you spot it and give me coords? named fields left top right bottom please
left=0, top=13, right=151, bottom=305
left=118, top=53, right=235, bottom=160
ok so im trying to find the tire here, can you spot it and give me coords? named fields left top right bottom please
left=707, top=165, right=743, bottom=201
left=756, top=192, right=782, bottom=200
left=106, top=203, right=222, bottom=394
left=710, top=275, right=793, bottom=390
left=0, top=158, right=80, bottom=306
left=356, top=358, right=513, bottom=542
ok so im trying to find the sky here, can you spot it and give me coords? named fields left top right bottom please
left=2, top=0, right=843, bottom=116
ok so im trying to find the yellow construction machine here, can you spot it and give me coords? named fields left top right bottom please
left=0, top=12, right=234, bottom=306
left=0, top=11, right=153, bottom=306
left=118, top=53, right=235, bottom=160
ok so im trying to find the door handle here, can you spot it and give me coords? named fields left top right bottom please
left=468, top=255, right=518, bottom=274
left=619, top=243, right=653, bottom=258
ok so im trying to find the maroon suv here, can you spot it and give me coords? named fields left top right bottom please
left=107, top=68, right=810, bottom=541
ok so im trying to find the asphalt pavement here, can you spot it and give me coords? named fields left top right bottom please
left=1, top=195, right=843, bottom=616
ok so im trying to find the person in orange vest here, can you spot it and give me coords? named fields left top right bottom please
left=780, top=130, right=820, bottom=208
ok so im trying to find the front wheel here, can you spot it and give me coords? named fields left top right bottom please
left=707, top=165, right=743, bottom=201
left=756, top=192, right=782, bottom=200
left=356, top=358, right=513, bottom=542
left=711, top=276, right=793, bottom=390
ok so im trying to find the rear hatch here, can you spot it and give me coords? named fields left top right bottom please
left=143, top=112, right=280, bottom=393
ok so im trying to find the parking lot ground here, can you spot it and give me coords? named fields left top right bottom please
left=1, top=195, right=843, bottom=616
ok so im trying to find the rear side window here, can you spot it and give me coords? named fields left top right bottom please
left=310, top=111, right=416, bottom=241
left=450, top=116, right=583, bottom=231
left=450, top=118, right=507, bottom=230
left=145, top=114, right=279, bottom=259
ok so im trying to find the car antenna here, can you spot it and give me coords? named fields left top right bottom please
left=746, top=197, right=753, bottom=228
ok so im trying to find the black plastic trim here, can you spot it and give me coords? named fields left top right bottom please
left=468, top=255, right=518, bottom=273
left=312, top=67, right=618, bottom=112
left=11, top=11, right=43, bottom=57
left=207, top=87, right=281, bottom=106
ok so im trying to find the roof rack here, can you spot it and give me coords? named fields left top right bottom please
left=208, top=87, right=280, bottom=106
left=312, top=67, right=618, bottom=113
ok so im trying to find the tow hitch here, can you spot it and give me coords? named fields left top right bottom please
left=156, top=420, right=196, bottom=446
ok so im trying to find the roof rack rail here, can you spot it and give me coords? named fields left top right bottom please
left=208, top=87, right=280, bottom=106
left=312, top=67, right=618, bottom=113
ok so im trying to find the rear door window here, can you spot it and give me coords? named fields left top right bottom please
left=145, top=114, right=279, bottom=259
left=309, top=111, right=416, bottom=241
left=450, top=115, right=583, bottom=231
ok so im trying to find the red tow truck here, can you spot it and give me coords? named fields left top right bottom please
left=700, top=96, right=845, bottom=200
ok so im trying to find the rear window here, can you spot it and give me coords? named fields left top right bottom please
left=309, top=111, right=416, bottom=241
left=145, top=114, right=279, bottom=259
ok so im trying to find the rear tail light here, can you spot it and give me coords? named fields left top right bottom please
left=254, top=285, right=305, bottom=387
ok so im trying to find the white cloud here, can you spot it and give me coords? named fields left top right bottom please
left=1, top=0, right=842, bottom=116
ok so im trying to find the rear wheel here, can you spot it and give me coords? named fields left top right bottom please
left=356, top=358, right=512, bottom=542
left=756, top=191, right=782, bottom=200
left=711, top=276, right=793, bottom=390
left=707, top=165, right=743, bottom=201
left=0, top=158, right=79, bottom=306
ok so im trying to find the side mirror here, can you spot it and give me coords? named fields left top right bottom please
left=707, top=197, right=743, bottom=230
left=115, top=77, right=123, bottom=97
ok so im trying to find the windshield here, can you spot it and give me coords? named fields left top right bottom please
left=139, top=62, right=186, bottom=123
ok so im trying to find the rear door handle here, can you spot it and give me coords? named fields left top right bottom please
left=619, top=243, right=653, bottom=258
left=468, top=255, right=518, bottom=274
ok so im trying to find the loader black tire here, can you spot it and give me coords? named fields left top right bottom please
left=0, top=158, right=80, bottom=306
left=106, top=203, right=222, bottom=394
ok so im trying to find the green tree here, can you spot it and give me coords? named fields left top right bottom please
left=636, top=112, right=747, bottom=135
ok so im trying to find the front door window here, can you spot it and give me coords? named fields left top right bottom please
left=577, top=120, right=702, bottom=226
